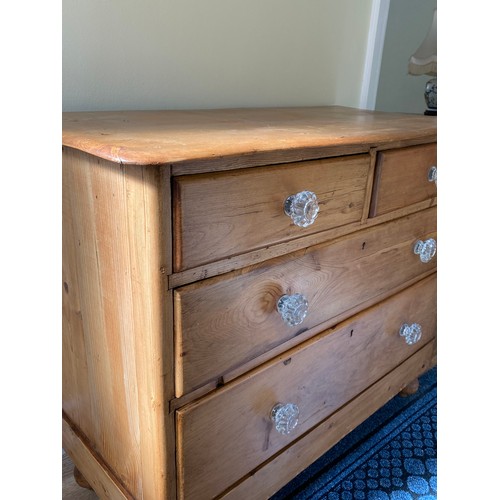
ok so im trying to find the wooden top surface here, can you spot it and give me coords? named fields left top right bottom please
left=62, top=106, right=436, bottom=167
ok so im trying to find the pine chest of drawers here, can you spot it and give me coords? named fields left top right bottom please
left=62, top=106, right=437, bottom=500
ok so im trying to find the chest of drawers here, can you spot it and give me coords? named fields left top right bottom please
left=62, top=106, right=437, bottom=499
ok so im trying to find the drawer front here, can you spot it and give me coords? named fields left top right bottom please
left=175, top=207, right=436, bottom=395
left=370, top=143, right=437, bottom=216
left=173, top=155, right=371, bottom=271
left=177, top=274, right=437, bottom=500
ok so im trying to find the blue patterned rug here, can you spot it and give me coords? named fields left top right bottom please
left=272, top=367, right=437, bottom=500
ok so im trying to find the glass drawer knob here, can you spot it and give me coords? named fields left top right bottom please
left=428, top=166, right=437, bottom=184
left=284, top=191, right=319, bottom=227
left=271, top=403, right=299, bottom=435
left=400, top=322, right=422, bottom=345
left=277, top=293, right=309, bottom=326
left=414, top=238, right=436, bottom=263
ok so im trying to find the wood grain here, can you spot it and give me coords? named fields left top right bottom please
left=169, top=269, right=435, bottom=412
left=173, top=154, right=370, bottom=271
left=174, top=207, right=437, bottom=396
left=177, top=275, right=436, bottom=500
left=221, top=341, right=437, bottom=500
left=62, top=107, right=437, bottom=500
left=62, top=148, right=172, bottom=499
left=370, top=143, right=437, bottom=216
left=62, top=418, right=131, bottom=499
left=168, top=196, right=437, bottom=289
left=62, top=107, right=436, bottom=173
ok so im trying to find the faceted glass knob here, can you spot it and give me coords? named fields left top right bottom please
left=284, top=191, right=319, bottom=227
left=414, top=238, right=437, bottom=263
left=271, top=403, right=299, bottom=435
left=428, top=166, right=437, bottom=184
left=400, top=322, right=422, bottom=345
left=277, top=293, right=309, bottom=326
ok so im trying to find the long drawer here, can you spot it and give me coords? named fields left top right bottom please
left=177, top=274, right=437, bottom=500
left=173, top=154, right=371, bottom=271
left=174, top=207, right=437, bottom=395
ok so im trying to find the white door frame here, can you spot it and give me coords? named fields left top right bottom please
left=359, top=0, right=391, bottom=110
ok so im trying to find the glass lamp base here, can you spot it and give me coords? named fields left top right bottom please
left=424, top=77, right=437, bottom=116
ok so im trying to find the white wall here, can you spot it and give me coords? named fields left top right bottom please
left=62, top=0, right=373, bottom=112
left=375, top=0, right=437, bottom=114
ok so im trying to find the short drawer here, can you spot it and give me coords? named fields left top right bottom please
left=174, top=207, right=437, bottom=396
left=177, top=274, right=437, bottom=500
left=173, top=155, right=371, bottom=271
left=370, top=143, right=437, bottom=217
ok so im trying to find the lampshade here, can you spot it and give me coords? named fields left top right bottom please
left=409, top=9, right=437, bottom=76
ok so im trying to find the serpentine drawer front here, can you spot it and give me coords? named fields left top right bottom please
left=62, top=107, right=437, bottom=500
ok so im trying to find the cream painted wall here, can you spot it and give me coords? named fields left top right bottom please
left=375, top=0, right=437, bottom=114
left=62, top=0, right=373, bottom=112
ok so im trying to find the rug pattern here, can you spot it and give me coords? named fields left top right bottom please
left=272, top=367, right=437, bottom=500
